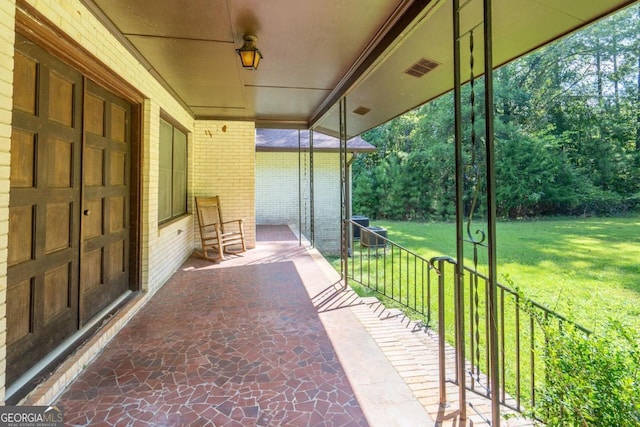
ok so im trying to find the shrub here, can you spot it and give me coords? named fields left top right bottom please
left=529, top=320, right=640, bottom=426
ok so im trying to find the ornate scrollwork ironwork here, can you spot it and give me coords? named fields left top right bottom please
left=465, top=30, right=486, bottom=248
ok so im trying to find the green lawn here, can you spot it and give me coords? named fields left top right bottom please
left=366, top=216, right=640, bottom=331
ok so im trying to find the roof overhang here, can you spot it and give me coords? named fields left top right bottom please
left=81, top=0, right=636, bottom=137
left=255, top=129, right=376, bottom=153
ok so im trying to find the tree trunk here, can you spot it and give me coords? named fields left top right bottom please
left=596, top=43, right=604, bottom=110
left=613, top=33, right=619, bottom=110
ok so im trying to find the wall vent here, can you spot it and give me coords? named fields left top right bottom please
left=404, top=58, right=440, bottom=78
left=353, top=106, right=371, bottom=115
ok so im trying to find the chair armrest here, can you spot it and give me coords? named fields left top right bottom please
left=219, top=219, right=244, bottom=234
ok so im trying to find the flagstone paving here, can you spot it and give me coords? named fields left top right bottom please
left=58, top=261, right=368, bottom=426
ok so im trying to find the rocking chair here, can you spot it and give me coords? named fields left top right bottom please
left=195, top=196, right=247, bottom=261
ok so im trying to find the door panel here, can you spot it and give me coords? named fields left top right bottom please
left=80, top=80, right=131, bottom=325
left=84, top=92, right=105, bottom=135
left=7, top=37, right=82, bottom=386
left=81, top=248, right=103, bottom=291
left=13, top=51, right=37, bottom=115
left=84, top=146, right=105, bottom=186
left=83, top=198, right=104, bottom=240
left=47, top=138, right=74, bottom=188
left=43, top=263, right=71, bottom=322
left=45, top=203, right=72, bottom=254
left=10, top=129, right=36, bottom=188
left=8, top=205, right=34, bottom=266
left=7, top=279, right=32, bottom=345
left=48, top=70, right=74, bottom=127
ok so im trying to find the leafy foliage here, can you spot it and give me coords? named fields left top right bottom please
left=528, top=320, right=640, bottom=426
left=353, top=5, right=640, bottom=220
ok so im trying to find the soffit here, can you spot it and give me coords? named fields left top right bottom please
left=86, top=0, right=407, bottom=125
left=83, top=0, right=635, bottom=136
left=315, top=0, right=636, bottom=137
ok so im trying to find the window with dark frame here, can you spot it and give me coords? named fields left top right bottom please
left=158, top=117, right=187, bottom=223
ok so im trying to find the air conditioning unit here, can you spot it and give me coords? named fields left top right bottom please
left=361, top=226, right=387, bottom=248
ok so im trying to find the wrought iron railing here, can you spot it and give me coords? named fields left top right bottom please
left=347, top=221, right=434, bottom=322
left=345, top=219, right=590, bottom=418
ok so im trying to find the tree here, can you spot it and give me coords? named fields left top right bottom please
left=354, top=4, right=640, bottom=220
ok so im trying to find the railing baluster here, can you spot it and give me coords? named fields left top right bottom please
left=427, top=261, right=432, bottom=324
left=399, top=248, right=403, bottom=304
left=484, top=276, right=490, bottom=394
left=530, top=315, right=535, bottom=408
left=398, top=247, right=401, bottom=304
left=385, top=246, right=388, bottom=298
left=367, top=241, right=371, bottom=289
left=376, top=242, right=386, bottom=291
left=437, top=259, right=447, bottom=407
left=483, top=279, right=492, bottom=396
left=515, top=292, right=521, bottom=411
left=358, top=228, right=363, bottom=282
left=469, top=272, right=476, bottom=391
left=500, top=287, right=505, bottom=403
left=414, top=256, right=418, bottom=312
left=406, top=250, right=410, bottom=307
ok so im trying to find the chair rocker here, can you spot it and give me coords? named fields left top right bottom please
left=195, top=196, right=247, bottom=261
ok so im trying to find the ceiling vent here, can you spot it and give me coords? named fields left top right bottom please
left=353, top=106, right=371, bottom=116
left=404, top=58, right=440, bottom=78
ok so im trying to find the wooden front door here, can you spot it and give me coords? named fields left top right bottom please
left=80, top=80, right=131, bottom=324
left=7, top=37, right=133, bottom=386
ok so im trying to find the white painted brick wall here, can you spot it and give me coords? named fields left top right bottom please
left=256, top=152, right=350, bottom=254
left=0, top=0, right=15, bottom=404
left=143, top=102, right=196, bottom=295
left=192, top=121, right=256, bottom=249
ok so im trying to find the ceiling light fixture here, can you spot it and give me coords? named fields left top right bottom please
left=236, top=34, right=263, bottom=70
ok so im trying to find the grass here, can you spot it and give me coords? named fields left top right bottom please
left=352, top=216, right=640, bottom=331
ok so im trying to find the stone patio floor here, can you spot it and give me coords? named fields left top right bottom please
left=36, top=225, right=534, bottom=426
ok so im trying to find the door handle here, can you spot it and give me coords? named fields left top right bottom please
left=83, top=209, right=91, bottom=216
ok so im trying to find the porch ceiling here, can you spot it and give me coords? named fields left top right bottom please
left=83, top=0, right=633, bottom=137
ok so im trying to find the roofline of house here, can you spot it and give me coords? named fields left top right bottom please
left=255, top=146, right=376, bottom=153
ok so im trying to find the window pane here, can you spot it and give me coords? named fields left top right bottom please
left=173, top=128, right=187, bottom=173
left=172, top=170, right=186, bottom=216
left=172, top=128, right=187, bottom=216
left=158, top=169, right=172, bottom=222
left=158, top=119, right=173, bottom=222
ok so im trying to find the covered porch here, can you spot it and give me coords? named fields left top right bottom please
left=2, top=0, right=635, bottom=424
left=21, top=226, right=530, bottom=426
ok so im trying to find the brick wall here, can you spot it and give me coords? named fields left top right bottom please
left=256, top=152, right=303, bottom=226
left=256, top=151, right=350, bottom=254
left=193, top=121, right=256, bottom=249
left=143, top=102, right=196, bottom=295
left=0, top=0, right=15, bottom=404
